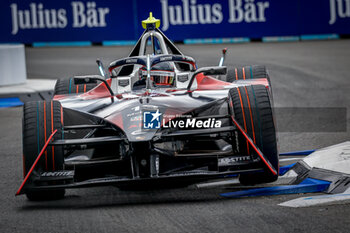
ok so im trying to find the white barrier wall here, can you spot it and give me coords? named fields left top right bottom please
left=0, top=44, right=27, bottom=86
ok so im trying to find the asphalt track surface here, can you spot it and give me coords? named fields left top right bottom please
left=1, top=40, right=350, bottom=232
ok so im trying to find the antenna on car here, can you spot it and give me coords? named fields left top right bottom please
left=219, top=48, right=227, bottom=67
left=96, top=59, right=108, bottom=79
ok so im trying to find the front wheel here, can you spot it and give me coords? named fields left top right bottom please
left=228, top=85, right=278, bottom=185
left=226, top=65, right=270, bottom=83
left=22, top=101, right=65, bottom=200
left=54, top=78, right=98, bottom=95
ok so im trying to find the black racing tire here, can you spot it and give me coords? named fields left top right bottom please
left=22, top=101, right=65, bottom=201
left=54, top=78, right=97, bottom=95
left=226, top=65, right=271, bottom=84
left=228, top=85, right=278, bottom=185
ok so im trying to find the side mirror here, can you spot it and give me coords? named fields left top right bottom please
left=187, top=66, right=227, bottom=90
left=96, top=59, right=107, bottom=78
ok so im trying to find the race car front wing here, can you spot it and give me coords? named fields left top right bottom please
left=16, top=116, right=277, bottom=195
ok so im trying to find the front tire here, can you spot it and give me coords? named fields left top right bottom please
left=54, top=78, right=97, bottom=95
left=228, top=85, right=278, bottom=185
left=226, top=65, right=270, bottom=83
left=22, top=101, right=65, bottom=200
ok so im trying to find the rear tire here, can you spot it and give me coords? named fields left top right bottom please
left=54, top=78, right=97, bottom=95
left=22, top=101, right=65, bottom=200
left=228, top=85, right=278, bottom=185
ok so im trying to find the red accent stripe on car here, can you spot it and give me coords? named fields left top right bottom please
left=230, top=116, right=277, bottom=176
left=16, top=129, right=58, bottom=196
left=235, top=68, right=238, bottom=80
left=84, top=84, right=86, bottom=93
left=242, top=67, right=246, bottom=80
left=76, top=85, right=79, bottom=94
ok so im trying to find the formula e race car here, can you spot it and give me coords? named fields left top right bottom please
left=17, top=13, right=278, bottom=200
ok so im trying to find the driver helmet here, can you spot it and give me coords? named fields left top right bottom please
left=141, top=62, right=175, bottom=86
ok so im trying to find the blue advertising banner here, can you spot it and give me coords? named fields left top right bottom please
left=299, top=0, right=350, bottom=35
left=0, top=0, right=135, bottom=43
left=136, top=0, right=300, bottom=40
left=0, top=0, right=349, bottom=43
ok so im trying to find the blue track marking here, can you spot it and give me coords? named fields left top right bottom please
left=102, top=41, right=137, bottom=46
left=0, top=97, right=23, bottom=108
left=303, top=193, right=350, bottom=200
left=300, top=34, right=339, bottom=41
left=279, top=150, right=315, bottom=156
left=184, top=38, right=250, bottom=44
left=279, top=163, right=295, bottom=176
left=33, top=41, right=92, bottom=47
left=224, top=164, right=295, bottom=178
left=262, top=36, right=299, bottom=42
left=220, top=178, right=330, bottom=198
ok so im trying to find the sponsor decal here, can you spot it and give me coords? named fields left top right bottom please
left=10, top=1, right=110, bottom=35
left=127, top=106, right=141, bottom=117
left=159, top=56, right=173, bottom=61
left=127, top=112, right=140, bottom=117
left=218, top=156, right=251, bottom=166
left=132, top=106, right=140, bottom=111
left=131, top=130, right=146, bottom=135
left=177, top=74, right=189, bottom=82
left=142, top=105, right=159, bottom=110
left=41, top=171, right=74, bottom=177
left=160, top=0, right=270, bottom=31
left=329, top=0, right=350, bottom=25
left=130, top=115, right=142, bottom=122
left=118, top=79, right=130, bottom=87
left=126, top=58, right=138, bottom=63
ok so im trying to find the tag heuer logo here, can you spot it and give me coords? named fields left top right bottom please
left=143, top=110, right=162, bottom=129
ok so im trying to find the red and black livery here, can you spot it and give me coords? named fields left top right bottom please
left=17, top=17, right=278, bottom=201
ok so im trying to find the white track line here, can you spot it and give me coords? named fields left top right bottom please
left=279, top=187, right=350, bottom=208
